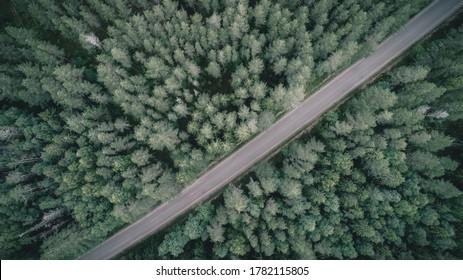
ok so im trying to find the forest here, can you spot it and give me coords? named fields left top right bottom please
left=123, top=21, right=463, bottom=260
left=0, top=0, right=461, bottom=259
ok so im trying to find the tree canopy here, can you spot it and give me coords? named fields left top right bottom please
left=3, top=0, right=459, bottom=260
left=123, top=21, right=463, bottom=260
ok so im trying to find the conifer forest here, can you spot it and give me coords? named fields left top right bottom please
left=1, top=0, right=462, bottom=259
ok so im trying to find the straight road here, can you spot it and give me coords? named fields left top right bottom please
left=80, top=0, right=463, bottom=259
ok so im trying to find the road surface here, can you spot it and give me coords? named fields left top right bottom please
left=80, top=0, right=463, bottom=259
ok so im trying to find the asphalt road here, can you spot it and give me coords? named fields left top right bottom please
left=80, top=0, right=463, bottom=260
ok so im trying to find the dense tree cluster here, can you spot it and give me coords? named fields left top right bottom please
left=125, top=23, right=463, bottom=260
left=0, top=0, right=438, bottom=259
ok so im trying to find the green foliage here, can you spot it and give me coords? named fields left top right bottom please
left=126, top=21, right=463, bottom=260
left=1, top=0, right=451, bottom=260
